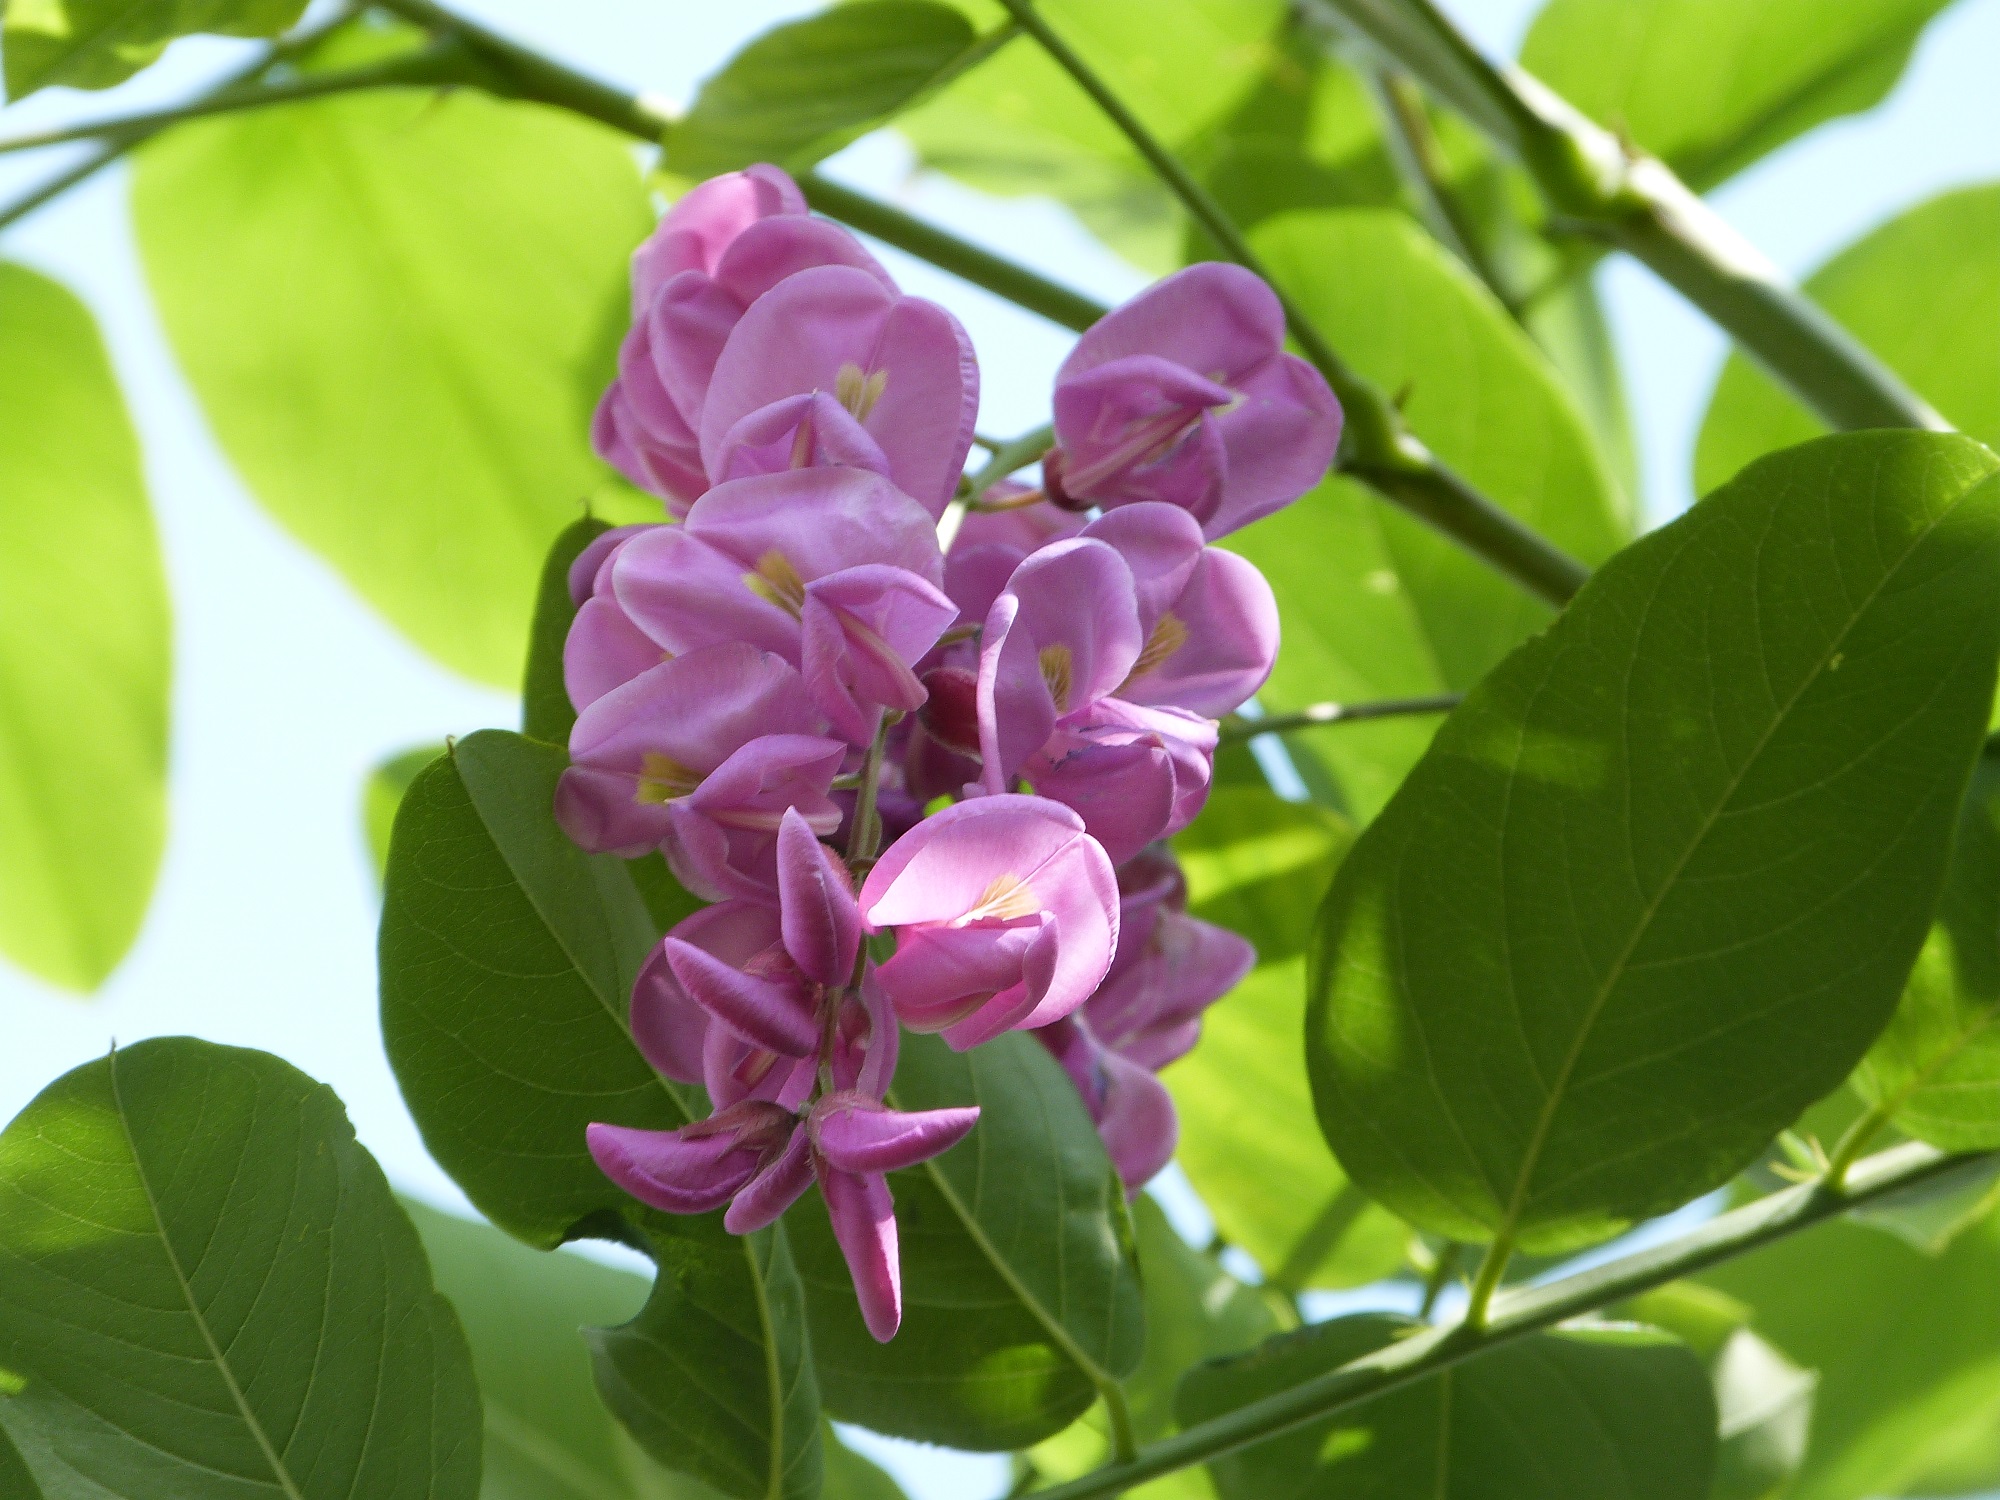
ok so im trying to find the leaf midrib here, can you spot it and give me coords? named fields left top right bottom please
left=108, top=1049, right=307, bottom=1500
left=1490, top=471, right=1983, bottom=1249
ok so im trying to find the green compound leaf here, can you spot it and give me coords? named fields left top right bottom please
left=789, top=1031, right=1145, bottom=1451
left=0, top=1039, right=480, bottom=1498
left=132, top=87, right=651, bottom=685
left=1169, top=788, right=1407, bottom=1292
left=0, top=263, right=169, bottom=993
left=1703, top=1200, right=2000, bottom=1500
left=1698, top=184, right=2000, bottom=497
left=667, top=1, right=988, bottom=179
left=382, top=733, right=820, bottom=1498
left=1239, top=209, right=1628, bottom=821
left=1176, top=1314, right=1715, bottom=1499
left=1520, top=0, right=1956, bottom=192
left=1853, top=758, right=2000, bottom=1149
left=1309, top=432, right=2000, bottom=1255
left=1, top=0, right=305, bottom=98
left=380, top=729, right=683, bottom=1247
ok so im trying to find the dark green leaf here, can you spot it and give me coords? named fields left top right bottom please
left=789, top=1031, right=1144, bottom=1450
left=1854, top=758, right=2000, bottom=1149
left=1519, top=0, right=1955, bottom=191
left=0, top=1039, right=480, bottom=1497
left=2, top=0, right=305, bottom=98
left=380, top=729, right=685, bottom=1247
left=132, top=87, right=653, bottom=685
left=1239, top=209, right=1628, bottom=820
left=0, top=1425, right=41, bottom=1500
left=1697, top=184, right=2000, bottom=499
left=1309, top=432, right=2000, bottom=1254
left=1029, top=1196, right=1279, bottom=1488
left=0, top=263, right=168, bottom=992
left=382, top=733, right=820, bottom=1497
left=590, top=1216, right=821, bottom=1500
left=366, top=744, right=448, bottom=880
left=1169, top=788, right=1408, bottom=1290
left=1176, top=1313, right=1715, bottom=1499
left=524, top=517, right=612, bottom=748
left=668, top=1, right=986, bottom=179
left=1702, top=1200, right=2000, bottom=1500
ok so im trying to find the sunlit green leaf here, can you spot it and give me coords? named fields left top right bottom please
left=1309, top=433, right=2000, bottom=1254
left=1854, top=758, right=2000, bottom=1150
left=1703, top=1200, right=2000, bottom=1500
left=1177, top=1314, right=1715, bottom=1498
left=668, top=1, right=988, bottom=178
left=1697, top=184, right=2000, bottom=496
left=132, top=87, right=652, bottom=684
left=0, top=263, right=168, bottom=992
left=2, top=0, right=304, bottom=98
left=1520, top=0, right=1957, bottom=191
left=0, top=1039, right=480, bottom=1497
left=789, top=1031, right=1144, bottom=1451
left=1168, top=787, right=1407, bottom=1291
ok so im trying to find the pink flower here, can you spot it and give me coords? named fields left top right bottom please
left=941, top=490, right=1084, bottom=628
left=556, top=641, right=845, bottom=900
left=1036, top=1015, right=1179, bottom=1194
left=700, top=264, right=978, bottom=517
left=564, top=524, right=665, bottom=713
left=592, top=165, right=893, bottom=514
left=975, top=536, right=1219, bottom=861
left=611, top=469, right=957, bottom=745
left=861, top=795, right=1119, bottom=1048
left=1046, top=262, right=1341, bottom=538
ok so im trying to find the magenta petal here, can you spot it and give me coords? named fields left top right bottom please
left=685, top=467, right=946, bottom=589
left=819, top=1164, right=901, bottom=1341
left=711, top=214, right=890, bottom=307
left=1088, top=910, right=1254, bottom=1060
left=612, top=522, right=803, bottom=660
left=568, top=523, right=654, bottom=605
left=938, top=921, right=1060, bottom=1050
left=861, top=794, right=1083, bottom=926
left=724, top=1125, right=815, bottom=1233
left=1026, top=729, right=1179, bottom=867
left=842, top=975, right=902, bottom=1099
left=777, top=806, right=861, bottom=986
left=564, top=595, right=664, bottom=713
left=1116, top=546, right=1278, bottom=716
left=1205, top=353, right=1342, bottom=537
left=812, top=1096, right=980, bottom=1174
left=1080, top=503, right=1204, bottom=635
left=587, top=1121, right=760, bottom=1214
left=1094, top=1051, right=1179, bottom=1192
left=1060, top=261, right=1286, bottom=385
left=802, top=565, right=958, bottom=744
left=874, top=918, right=1049, bottom=1036
left=631, top=902, right=786, bottom=1082
left=1051, top=355, right=1231, bottom=516
left=632, top=164, right=807, bottom=305
left=662, top=937, right=818, bottom=1057
left=708, top=390, right=894, bottom=488
left=976, top=591, right=1057, bottom=792
left=1002, top=540, right=1146, bottom=712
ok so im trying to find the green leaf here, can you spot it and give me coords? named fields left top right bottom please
left=1519, top=0, right=1956, bottom=192
left=897, top=0, right=1286, bottom=271
left=1, top=0, right=305, bottom=98
left=1176, top=1314, right=1715, bottom=1499
left=590, top=1216, right=822, bottom=1500
left=380, top=729, right=683, bottom=1247
left=406, top=1198, right=662, bottom=1499
left=366, top=743, right=448, bottom=879
left=1168, top=788, right=1408, bottom=1291
left=0, top=1039, right=481, bottom=1497
left=1308, top=432, right=2000, bottom=1255
left=789, top=1031, right=1144, bottom=1451
left=1702, top=1200, right=2000, bottom=1500
left=524, top=517, right=613, bottom=748
left=1853, top=758, right=2000, bottom=1149
left=1697, top=184, right=2000, bottom=498
left=0, top=264, right=168, bottom=993
left=667, top=1, right=987, bottom=179
left=1237, top=209, right=1628, bottom=821
left=1028, top=1196, right=1279, bottom=1492
left=131, top=87, right=653, bottom=685
left=381, top=733, right=820, bottom=1498
left=0, top=1425, right=41, bottom=1500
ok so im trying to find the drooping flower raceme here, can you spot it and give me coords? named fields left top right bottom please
left=566, top=164, right=1337, bottom=1338
left=1044, top=261, right=1343, bottom=538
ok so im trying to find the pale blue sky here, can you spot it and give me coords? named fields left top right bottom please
left=2, top=3, right=1996, bottom=1494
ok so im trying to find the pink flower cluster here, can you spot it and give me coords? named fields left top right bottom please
left=564, top=166, right=1338, bottom=1339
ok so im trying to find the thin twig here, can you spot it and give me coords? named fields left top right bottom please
left=1218, top=695, right=1461, bottom=744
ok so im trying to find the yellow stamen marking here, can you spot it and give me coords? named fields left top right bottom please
left=835, top=362, right=888, bottom=421
left=742, top=549, right=806, bottom=617
left=968, top=872, right=1041, bottom=923
left=635, top=751, right=701, bottom=805
left=1125, top=611, right=1188, bottom=687
left=1039, top=643, right=1074, bottom=714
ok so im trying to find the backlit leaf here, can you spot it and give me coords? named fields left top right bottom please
left=2, top=0, right=305, bottom=98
